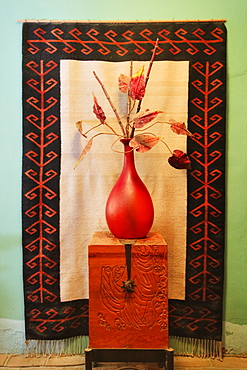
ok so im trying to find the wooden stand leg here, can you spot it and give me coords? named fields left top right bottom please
left=165, top=348, right=174, bottom=370
left=85, top=348, right=93, bottom=370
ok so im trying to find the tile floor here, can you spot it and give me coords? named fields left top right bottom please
left=0, top=354, right=247, bottom=370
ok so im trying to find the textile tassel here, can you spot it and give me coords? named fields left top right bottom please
left=25, top=336, right=88, bottom=357
left=169, top=336, right=223, bottom=359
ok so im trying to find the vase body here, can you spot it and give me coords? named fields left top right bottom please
left=105, top=139, right=154, bottom=239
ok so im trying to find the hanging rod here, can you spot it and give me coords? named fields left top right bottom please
left=17, top=19, right=226, bottom=23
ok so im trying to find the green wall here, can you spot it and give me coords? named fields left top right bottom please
left=0, top=0, right=247, bottom=354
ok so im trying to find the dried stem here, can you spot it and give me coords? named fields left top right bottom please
left=130, top=38, right=159, bottom=138
left=84, top=121, right=120, bottom=138
left=133, top=120, right=187, bottom=132
left=84, top=123, right=102, bottom=136
left=74, top=131, right=118, bottom=169
left=144, top=38, right=159, bottom=88
left=93, top=71, right=126, bottom=137
left=160, top=139, right=173, bottom=155
left=90, top=131, right=117, bottom=140
left=104, top=122, right=120, bottom=136
left=110, top=137, right=135, bottom=154
left=155, top=120, right=194, bottom=136
left=126, top=61, right=133, bottom=137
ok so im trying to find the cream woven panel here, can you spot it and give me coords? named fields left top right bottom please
left=60, top=60, right=189, bottom=301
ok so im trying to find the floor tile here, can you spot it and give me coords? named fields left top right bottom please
left=174, top=356, right=211, bottom=367
left=1, top=367, right=70, bottom=370
left=46, top=354, right=85, bottom=366
left=0, top=355, right=8, bottom=367
left=212, top=356, right=247, bottom=368
left=6, top=354, right=47, bottom=367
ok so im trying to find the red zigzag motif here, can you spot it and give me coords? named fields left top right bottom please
left=188, top=61, right=224, bottom=302
left=24, top=60, right=59, bottom=304
left=26, top=27, right=224, bottom=56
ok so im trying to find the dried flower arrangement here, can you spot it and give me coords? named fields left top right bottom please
left=74, top=39, right=193, bottom=170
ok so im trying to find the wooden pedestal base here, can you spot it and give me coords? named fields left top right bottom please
left=87, top=231, right=173, bottom=369
left=85, top=348, right=174, bottom=370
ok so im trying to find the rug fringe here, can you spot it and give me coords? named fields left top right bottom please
left=25, top=335, right=222, bottom=359
left=25, top=336, right=88, bottom=357
left=169, top=336, right=223, bottom=360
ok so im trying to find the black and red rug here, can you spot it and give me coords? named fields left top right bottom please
left=22, top=21, right=226, bottom=353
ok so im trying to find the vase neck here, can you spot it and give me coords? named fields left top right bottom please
left=120, top=138, right=136, bottom=170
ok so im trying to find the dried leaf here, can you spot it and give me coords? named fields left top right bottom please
left=133, top=109, right=163, bottom=128
left=74, top=138, right=93, bottom=169
left=129, top=66, right=145, bottom=100
left=168, top=150, right=191, bottom=169
left=118, top=73, right=130, bottom=93
left=75, top=120, right=87, bottom=137
left=169, top=119, right=193, bottom=136
left=130, top=134, right=160, bottom=153
left=93, top=94, right=106, bottom=124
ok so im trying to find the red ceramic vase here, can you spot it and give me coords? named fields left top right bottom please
left=105, top=138, right=154, bottom=239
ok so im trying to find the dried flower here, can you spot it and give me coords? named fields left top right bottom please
left=133, top=110, right=163, bottom=129
left=118, top=73, right=130, bottom=93
left=168, top=150, right=192, bottom=169
left=129, top=66, right=145, bottom=100
left=169, top=119, right=193, bottom=136
left=130, top=134, right=161, bottom=153
left=93, top=94, right=106, bottom=124
left=74, top=39, right=194, bottom=170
